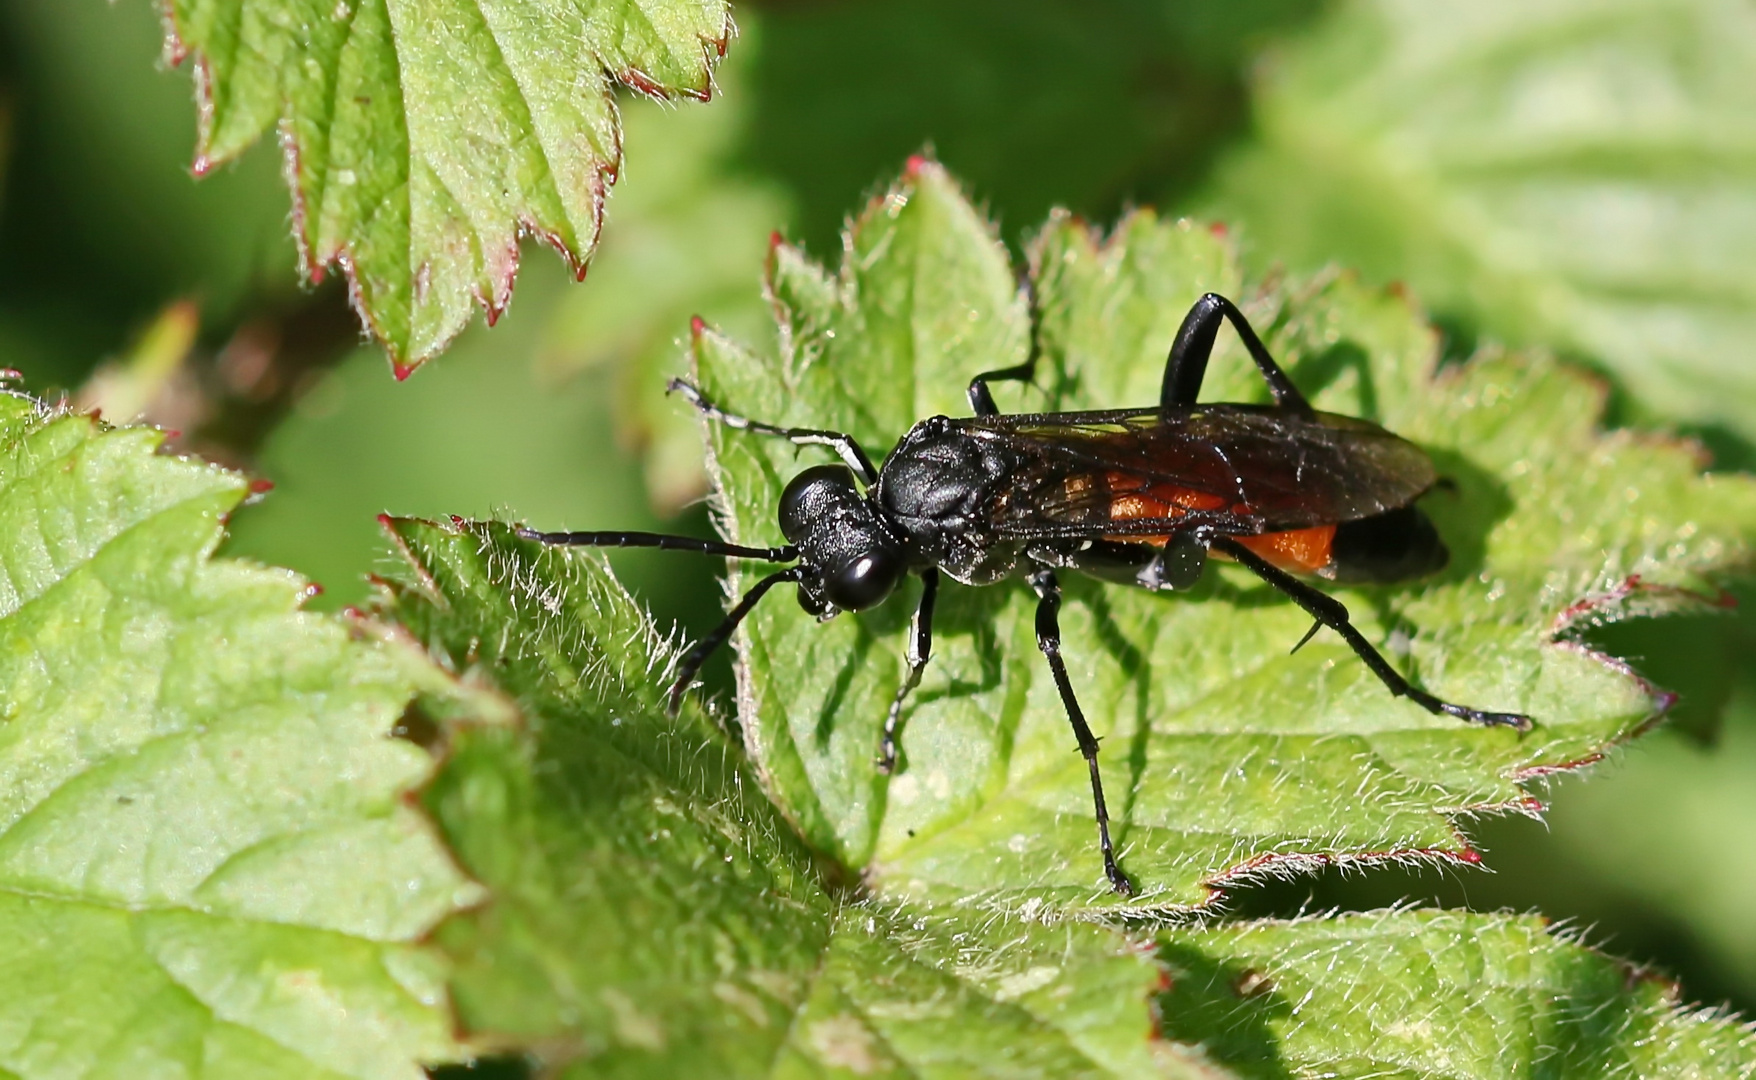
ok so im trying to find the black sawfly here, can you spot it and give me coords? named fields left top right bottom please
left=519, top=291, right=1530, bottom=896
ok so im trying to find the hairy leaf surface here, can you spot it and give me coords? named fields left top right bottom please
left=379, top=517, right=1186, bottom=1078
left=691, top=161, right=1756, bottom=912
left=1160, top=910, right=1756, bottom=1078
left=0, top=394, right=474, bottom=1079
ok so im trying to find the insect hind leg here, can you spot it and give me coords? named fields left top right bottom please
left=1213, top=538, right=1531, bottom=730
left=1162, top=293, right=1315, bottom=420
left=668, top=378, right=878, bottom=484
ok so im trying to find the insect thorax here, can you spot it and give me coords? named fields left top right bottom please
left=874, top=418, right=1030, bottom=585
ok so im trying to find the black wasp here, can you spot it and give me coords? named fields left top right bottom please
left=519, top=291, right=1530, bottom=896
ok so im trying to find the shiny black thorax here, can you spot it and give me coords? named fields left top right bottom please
left=870, top=416, right=1037, bottom=585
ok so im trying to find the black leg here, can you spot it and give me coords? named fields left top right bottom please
left=876, top=569, right=940, bottom=774
left=516, top=528, right=796, bottom=564
left=666, top=566, right=803, bottom=716
left=968, top=273, right=1043, bottom=417
left=668, top=378, right=879, bottom=484
left=1213, top=538, right=1531, bottom=730
left=1162, top=293, right=1315, bottom=420
left=1029, top=569, right=1133, bottom=896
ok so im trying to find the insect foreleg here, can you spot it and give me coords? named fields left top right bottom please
left=1213, top=538, right=1531, bottom=730
left=666, top=566, right=803, bottom=717
left=877, top=569, right=940, bottom=774
left=1028, top=569, right=1133, bottom=896
left=668, top=378, right=878, bottom=484
left=1162, top=293, right=1315, bottom=420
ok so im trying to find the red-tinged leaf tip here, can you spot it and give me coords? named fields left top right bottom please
left=1208, top=221, right=1229, bottom=237
left=162, top=429, right=181, bottom=440
left=341, top=605, right=367, bottom=619
left=376, top=513, right=397, bottom=530
left=0, top=368, right=19, bottom=381
left=392, top=360, right=418, bottom=382
left=1456, top=849, right=1483, bottom=864
left=623, top=68, right=665, bottom=98
left=904, top=154, right=929, bottom=178
left=249, top=478, right=275, bottom=494
left=191, top=155, right=214, bottom=178
left=302, top=582, right=325, bottom=601
left=690, top=314, right=708, bottom=337
left=448, top=514, right=467, bottom=529
left=485, top=305, right=501, bottom=328
left=768, top=229, right=786, bottom=253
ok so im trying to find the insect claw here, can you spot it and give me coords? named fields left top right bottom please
left=1105, top=860, right=1134, bottom=897
left=1290, top=619, right=1323, bottom=654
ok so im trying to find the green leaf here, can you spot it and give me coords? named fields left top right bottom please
left=377, top=517, right=1191, bottom=1078
left=690, top=161, right=1756, bottom=912
left=1202, top=0, right=1756, bottom=446
left=160, top=0, right=732, bottom=370
left=1159, top=909, right=1756, bottom=1076
left=0, top=393, right=475, bottom=1078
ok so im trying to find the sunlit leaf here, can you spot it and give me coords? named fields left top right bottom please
left=691, top=161, right=1756, bottom=913
left=378, top=517, right=1189, bottom=1078
left=0, top=393, right=475, bottom=1079
left=1160, top=909, right=1756, bottom=1077
left=160, top=0, right=732, bottom=370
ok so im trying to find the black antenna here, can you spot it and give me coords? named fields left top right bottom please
left=516, top=527, right=797, bottom=564
left=666, top=566, right=803, bottom=715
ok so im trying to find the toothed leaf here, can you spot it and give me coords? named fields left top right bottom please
left=692, top=162, right=1756, bottom=912
left=375, top=518, right=1192, bottom=1078
left=1159, top=909, right=1756, bottom=1077
left=0, top=394, right=475, bottom=1079
left=161, top=0, right=731, bottom=369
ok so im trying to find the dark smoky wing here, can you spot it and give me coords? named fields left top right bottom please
left=959, top=406, right=1438, bottom=538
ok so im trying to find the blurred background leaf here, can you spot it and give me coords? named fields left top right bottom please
left=1200, top=0, right=1756, bottom=465
left=0, top=0, right=1753, bottom=1028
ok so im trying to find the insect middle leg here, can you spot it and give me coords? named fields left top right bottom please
left=1162, top=293, right=1315, bottom=419
left=668, top=378, right=878, bottom=484
left=967, top=272, right=1044, bottom=417
left=877, top=569, right=940, bottom=774
left=1213, top=538, right=1531, bottom=729
left=1029, top=569, right=1133, bottom=896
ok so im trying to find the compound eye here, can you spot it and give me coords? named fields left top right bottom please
left=823, top=549, right=903, bottom=612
